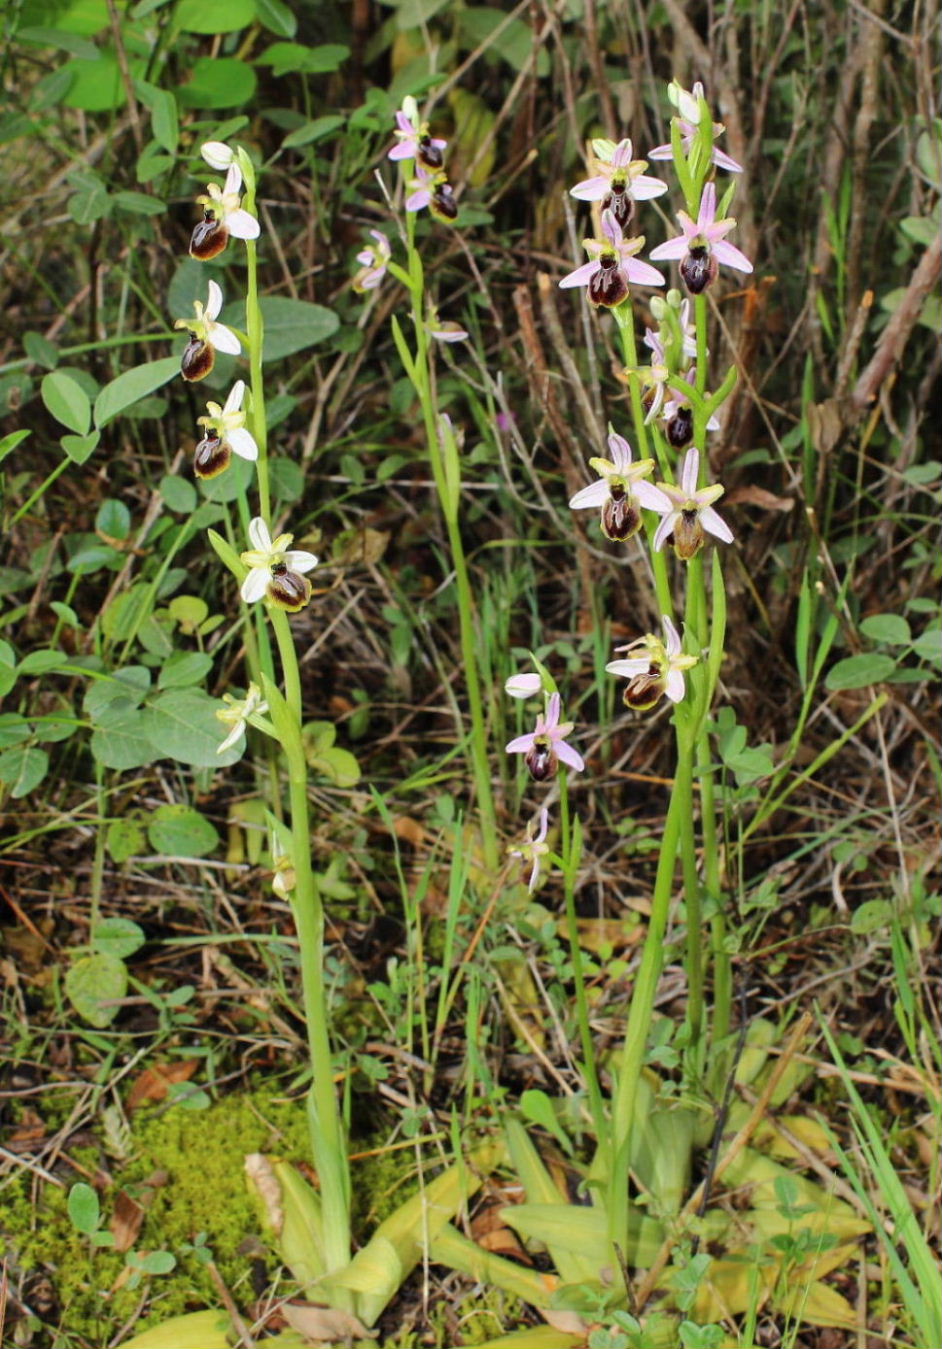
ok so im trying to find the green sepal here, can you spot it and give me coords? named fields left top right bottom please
left=206, top=528, right=244, bottom=583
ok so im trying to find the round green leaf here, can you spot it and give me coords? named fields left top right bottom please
left=42, top=371, right=91, bottom=435
left=90, top=708, right=156, bottom=770
left=160, top=474, right=198, bottom=514
left=93, top=917, right=146, bottom=959
left=175, top=0, right=254, bottom=31
left=177, top=57, right=257, bottom=109
left=65, top=952, right=127, bottom=1027
left=859, top=614, right=911, bottom=646
left=59, top=55, right=125, bottom=111
left=95, top=498, right=132, bottom=541
left=157, top=651, right=213, bottom=690
left=0, top=713, right=31, bottom=748
left=147, top=804, right=219, bottom=858
left=106, top=817, right=146, bottom=863
left=850, top=900, right=892, bottom=935
left=255, top=0, right=297, bottom=37
left=143, top=689, right=243, bottom=767
left=68, top=1182, right=100, bottom=1235
left=94, top=356, right=180, bottom=429
left=826, top=653, right=898, bottom=690
left=0, top=746, right=49, bottom=797
left=61, top=431, right=100, bottom=464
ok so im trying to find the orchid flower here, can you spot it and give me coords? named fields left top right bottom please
left=505, top=692, right=584, bottom=780
left=505, top=672, right=543, bottom=699
left=174, top=280, right=241, bottom=382
left=406, top=164, right=457, bottom=222
left=570, top=137, right=667, bottom=231
left=606, top=616, right=698, bottom=711
left=216, top=683, right=270, bottom=754
left=388, top=95, right=448, bottom=169
left=650, top=446, right=733, bottom=560
left=559, top=209, right=664, bottom=307
left=190, top=162, right=260, bottom=261
left=425, top=304, right=468, bottom=343
left=569, top=430, right=665, bottom=542
left=240, top=517, right=319, bottom=611
left=649, top=182, right=753, bottom=294
left=353, top=229, right=391, bottom=293
left=510, top=807, right=551, bottom=892
left=644, top=295, right=698, bottom=365
left=647, top=81, right=743, bottom=174
left=660, top=368, right=720, bottom=449
left=193, top=380, right=258, bottom=479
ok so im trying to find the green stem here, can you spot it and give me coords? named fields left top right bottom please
left=270, top=609, right=351, bottom=1283
left=559, top=775, right=607, bottom=1154
left=608, top=740, right=692, bottom=1250
left=402, top=218, right=499, bottom=871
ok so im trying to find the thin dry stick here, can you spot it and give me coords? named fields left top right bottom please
left=634, top=1011, right=814, bottom=1311
left=850, top=233, right=941, bottom=411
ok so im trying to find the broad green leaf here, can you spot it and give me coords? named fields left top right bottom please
left=84, top=666, right=151, bottom=718
left=106, top=817, right=146, bottom=863
left=175, top=0, right=254, bottom=31
left=92, top=917, right=146, bottom=959
left=177, top=57, right=257, bottom=110
left=0, top=746, right=49, bottom=797
left=94, top=356, right=179, bottom=428
left=157, top=651, right=213, bottom=689
left=394, top=0, right=451, bottom=28
left=859, top=613, right=911, bottom=646
left=0, top=429, right=31, bottom=464
left=160, top=474, right=197, bottom=514
left=47, top=1, right=111, bottom=37
left=269, top=456, right=304, bottom=503
left=256, top=42, right=350, bottom=76
left=95, top=498, right=132, bottom=541
left=101, top=584, right=154, bottom=642
left=117, top=1309, right=233, bottom=1349
left=142, top=689, right=244, bottom=767
left=60, top=55, right=126, bottom=111
left=61, top=431, right=100, bottom=464
left=282, top=115, right=345, bottom=148
left=42, top=371, right=91, bottom=435
left=67, top=174, right=111, bottom=224
left=458, top=7, right=550, bottom=75
left=65, top=952, right=127, bottom=1027
left=826, top=652, right=897, bottom=690
left=0, top=714, right=31, bottom=749
left=135, top=80, right=179, bottom=152
left=225, top=296, right=339, bottom=361
left=205, top=528, right=244, bottom=581
left=67, top=1182, right=100, bottom=1234
left=24, top=331, right=59, bottom=369
left=18, top=26, right=100, bottom=59
left=90, top=707, right=155, bottom=769
left=255, top=0, right=297, bottom=37
left=148, top=804, right=219, bottom=857
left=113, top=189, right=166, bottom=216
left=310, top=746, right=361, bottom=788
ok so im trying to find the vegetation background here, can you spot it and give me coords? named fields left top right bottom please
left=0, top=0, right=938, bottom=1346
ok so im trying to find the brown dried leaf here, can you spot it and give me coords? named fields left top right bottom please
left=110, top=1190, right=144, bottom=1253
left=393, top=815, right=427, bottom=847
left=244, top=1154, right=283, bottom=1235
left=281, top=1301, right=371, bottom=1343
left=127, top=1059, right=198, bottom=1111
left=541, top=1308, right=589, bottom=1334
left=725, top=484, right=794, bottom=512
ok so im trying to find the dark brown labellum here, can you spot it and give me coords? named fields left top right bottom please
left=417, top=134, right=444, bottom=171
left=588, top=253, right=629, bottom=307
left=189, top=210, right=228, bottom=261
left=680, top=245, right=717, bottom=295
left=666, top=406, right=694, bottom=448
left=430, top=183, right=458, bottom=222
left=602, top=182, right=634, bottom=232
left=623, top=666, right=665, bottom=711
left=193, top=432, right=230, bottom=479
left=673, top=508, right=705, bottom=561
left=601, top=492, right=642, bottom=542
left=181, top=336, right=214, bottom=382
left=267, top=566, right=312, bottom=612
left=525, top=741, right=556, bottom=782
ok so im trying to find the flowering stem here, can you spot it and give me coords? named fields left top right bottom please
left=244, top=235, right=270, bottom=525
left=401, top=213, right=499, bottom=873
left=559, top=773, right=607, bottom=1151
left=270, top=608, right=351, bottom=1283
left=608, top=738, right=692, bottom=1249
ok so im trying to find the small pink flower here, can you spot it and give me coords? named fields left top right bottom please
left=388, top=95, right=448, bottom=168
left=353, top=229, right=391, bottom=292
left=649, top=446, right=733, bottom=560
left=606, top=616, right=698, bottom=710
left=647, top=81, right=743, bottom=174
left=510, top=807, right=551, bottom=892
left=569, top=430, right=664, bottom=543
left=505, top=692, right=584, bottom=780
left=559, top=210, right=664, bottom=307
left=570, top=137, right=666, bottom=231
left=649, top=182, right=753, bottom=294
